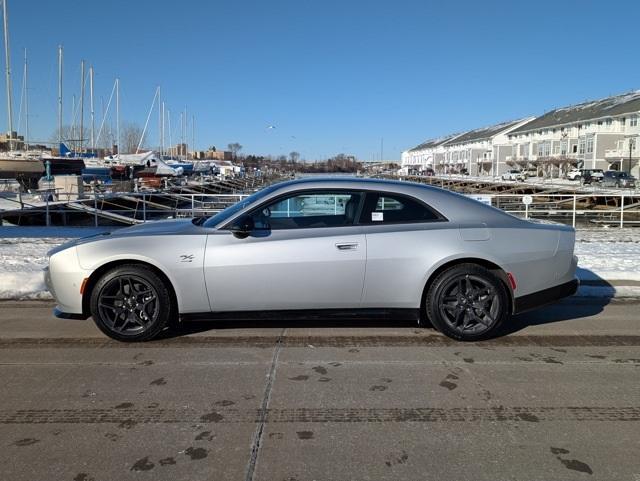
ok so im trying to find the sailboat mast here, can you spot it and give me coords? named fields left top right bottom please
left=57, top=45, right=63, bottom=146
left=23, top=47, right=27, bottom=148
left=157, top=86, right=161, bottom=156
left=79, top=60, right=84, bottom=152
left=115, top=77, right=120, bottom=154
left=191, top=114, right=195, bottom=157
left=2, top=0, right=14, bottom=149
left=161, top=101, right=165, bottom=158
left=167, top=109, right=172, bottom=157
left=89, top=65, right=94, bottom=150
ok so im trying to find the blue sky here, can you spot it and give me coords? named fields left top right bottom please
left=3, top=0, right=640, bottom=160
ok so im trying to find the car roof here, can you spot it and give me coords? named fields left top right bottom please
left=229, top=176, right=522, bottom=227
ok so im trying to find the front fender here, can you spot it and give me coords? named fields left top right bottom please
left=76, top=235, right=210, bottom=313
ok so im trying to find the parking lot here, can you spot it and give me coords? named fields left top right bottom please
left=1, top=299, right=639, bottom=481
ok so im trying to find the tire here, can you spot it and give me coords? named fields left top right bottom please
left=89, top=265, right=175, bottom=342
left=426, top=264, right=509, bottom=341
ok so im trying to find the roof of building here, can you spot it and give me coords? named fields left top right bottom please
left=510, top=91, right=640, bottom=134
left=443, top=119, right=526, bottom=146
left=408, top=134, right=461, bottom=153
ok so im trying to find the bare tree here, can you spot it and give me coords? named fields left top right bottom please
left=289, top=151, right=300, bottom=163
left=227, top=142, right=242, bottom=159
left=121, top=122, right=144, bottom=154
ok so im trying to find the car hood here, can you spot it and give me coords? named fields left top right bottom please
left=112, top=219, right=196, bottom=237
left=48, top=219, right=200, bottom=257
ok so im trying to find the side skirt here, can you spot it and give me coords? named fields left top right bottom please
left=180, top=308, right=421, bottom=323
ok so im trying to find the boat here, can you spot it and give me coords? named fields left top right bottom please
left=0, top=152, right=44, bottom=188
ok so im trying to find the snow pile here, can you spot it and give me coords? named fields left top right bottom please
left=575, top=229, right=640, bottom=280
left=0, top=237, right=66, bottom=300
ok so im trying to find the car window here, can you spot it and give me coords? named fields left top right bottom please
left=359, top=192, right=441, bottom=225
left=249, top=190, right=363, bottom=230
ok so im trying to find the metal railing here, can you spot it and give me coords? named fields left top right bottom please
left=487, top=193, right=639, bottom=228
left=0, top=192, right=249, bottom=227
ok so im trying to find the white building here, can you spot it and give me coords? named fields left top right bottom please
left=400, top=134, right=461, bottom=174
left=507, top=91, right=640, bottom=177
left=402, top=90, right=640, bottom=178
left=436, top=118, right=533, bottom=175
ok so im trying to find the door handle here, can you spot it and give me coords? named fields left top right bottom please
left=335, top=242, right=358, bottom=251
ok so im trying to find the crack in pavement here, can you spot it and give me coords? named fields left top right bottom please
left=244, top=327, right=286, bottom=481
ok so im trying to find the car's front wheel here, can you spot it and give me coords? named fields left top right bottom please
left=426, top=264, right=509, bottom=341
left=89, top=265, right=174, bottom=342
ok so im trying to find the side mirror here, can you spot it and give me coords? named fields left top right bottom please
left=229, top=216, right=255, bottom=239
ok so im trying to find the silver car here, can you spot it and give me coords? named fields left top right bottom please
left=45, top=177, right=578, bottom=342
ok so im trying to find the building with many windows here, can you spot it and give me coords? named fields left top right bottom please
left=402, top=91, right=640, bottom=177
left=506, top=91, right=640, bottom=177
left=437, top=118, right=533, bottom=175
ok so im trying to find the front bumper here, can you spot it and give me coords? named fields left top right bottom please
left=53, top=307, right=89, bottom=320
left=513, top=278, right=579, bottom=314
left=45, top=246, right=92, bottom=317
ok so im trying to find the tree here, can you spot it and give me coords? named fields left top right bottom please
left=228, top=142, right=242, bottom=159
left=121, top=122, right=144, bottom=154
left=289, top=151, right=300, bottom=163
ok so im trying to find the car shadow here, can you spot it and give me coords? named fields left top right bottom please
left=159, top=268, right=615, bottom=340
left=500, top=267, right=613, bottom=336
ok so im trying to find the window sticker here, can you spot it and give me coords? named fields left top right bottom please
left=371, top=212, right=383, bottom=221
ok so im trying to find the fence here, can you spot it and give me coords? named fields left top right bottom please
left=480, top=193, right=639, bottom=228
left=1, top=191, right=639, bottom=228
left=0, top=192, right=249, bottom=227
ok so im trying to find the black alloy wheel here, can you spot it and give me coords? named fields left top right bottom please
left=90, top=266, right=174, bottom=342
left=426, top=264, right=509, bottom=341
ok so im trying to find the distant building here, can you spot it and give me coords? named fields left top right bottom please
left=439, top=118, right=533, bottom=175
left=507, top=91, right=640, bottom=177
left=0, top=131, right=24, bottom=151
left=402, top=90, right=640, bottom=177
left=193, top=149, right=233, bottom=161
left=401, top=135, right=459, bottom=174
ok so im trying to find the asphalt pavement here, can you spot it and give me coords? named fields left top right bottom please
left=0, top=298, right=639, bottom=481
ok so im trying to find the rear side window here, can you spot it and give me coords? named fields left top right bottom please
left=359, top=192, right=442, bottom=224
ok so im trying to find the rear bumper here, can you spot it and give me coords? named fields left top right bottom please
left=513, top=278, right=579, bottom=314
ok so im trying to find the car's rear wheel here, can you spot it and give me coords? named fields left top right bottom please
left=426, top=264, right=509, bottom=341
left=89, top=265, right=174, bottom=342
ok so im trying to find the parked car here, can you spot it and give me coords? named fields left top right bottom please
left=46, top=177, right=578, bottom=342
left=523, top=167, right=538, bottom=178
left=566, top=168, right=582, bottom=181
left=601, top=171, right=637, bottom=188
left=580, top=169, right=605, bottom=185
left=422, top=168, right=435, bottom=176
left=501, top=170, right=526, bottom=182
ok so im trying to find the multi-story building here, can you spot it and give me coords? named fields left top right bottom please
left=437, top=118, right=533, bottom=175
left=400, top=135, right=461, bottom=174
left=402, top=90, right=640, bottom=178
left=507, top=91, right=640, bottom=177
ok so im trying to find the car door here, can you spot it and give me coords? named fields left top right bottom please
left=358, top=191, right=455, bottom=309
left=203, top=189, right=366, bottom=312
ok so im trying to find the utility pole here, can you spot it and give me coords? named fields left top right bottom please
left=57, top=45, right=63, bottom=147
left=3, top=0, right=14, bottom=150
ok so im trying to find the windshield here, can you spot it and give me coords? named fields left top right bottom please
left=200, top=183, right=283, bottom=228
